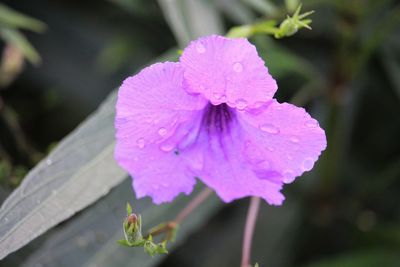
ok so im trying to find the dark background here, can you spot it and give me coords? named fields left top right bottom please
left=1, top=0, right=399, bottom=266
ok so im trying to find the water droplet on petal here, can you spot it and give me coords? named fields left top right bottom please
left=287, top=155, right=293, bottom=160
left=152, top=184, right=159, bottom=190
left=160, top=142, right=175, bottom=152
left=136, top=138, right=145, bottom=149
left=46, top=158, right=52, bottom=165
left=161, top=182, right=169, bottom=188
left=213, top=93, right=223, bottom=100
left=302, top=157, right=314, bottom=171
left=290, top=136, right=300, bottom=143
left=195, top=42, right=206, bottom=53
left=283, top=170, right=295, bottom=183
left=259, top=124, right=280, bottom=134
left=158, top=127, right=167, bottom=136
left=4, top=217, right=9, bottom=223
left=235, top=98, right=247, bottom=110
left=267, top=146, right=275, bottom=152
left=305, top=119, right=319, bottom=128
left=233, top=62, right=243, bottom=72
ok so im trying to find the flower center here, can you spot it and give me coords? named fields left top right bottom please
left=203, top=103, right=235, bottom=133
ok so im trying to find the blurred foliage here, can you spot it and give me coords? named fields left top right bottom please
left=0, top=0, right=399, bottom=266
left=0, top=3, right=45, bottom=65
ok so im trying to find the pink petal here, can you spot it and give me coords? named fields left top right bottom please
left=237, top=100, right=327, bottom=185
left=180, top=35, right=277, bottom=109
left=192, top=111, right=285, bottom=205
left=192, top=100, right=326, bottom=205
left=115, top=62, right=207, bottom=203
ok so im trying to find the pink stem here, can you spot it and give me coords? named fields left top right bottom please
left=174, top=187, right=213, bottom=224
left=241, top=197, right=261, bottom=267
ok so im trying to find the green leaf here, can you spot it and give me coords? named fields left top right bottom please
left=117, top=239, right=131, bottom=247
left=126, top=202, right=132, bottom=216
left=0, top=27, right=41, bottom=64
left=157, top=0, right=223, bottom=47
left=0, top=91, right=127, bottom=260
left=0, top=3, right=46, bottom=32
left=241, top=0, right=278, bottom=16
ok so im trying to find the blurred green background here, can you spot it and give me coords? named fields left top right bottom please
left=0, top=0, right=399, bottom=266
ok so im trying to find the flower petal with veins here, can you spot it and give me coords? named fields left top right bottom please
left=180, top=35, right=277, bottom=109
left=115, top=35, right=327, bottom=205
left=115, top=62, right=207, bottom=203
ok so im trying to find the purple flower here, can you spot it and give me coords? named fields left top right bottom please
left=115, top=35, right=326, bottom=205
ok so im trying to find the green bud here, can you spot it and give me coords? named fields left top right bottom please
left=274, top=4, right=314, bottom=39
left=122, top=205, right=143, bottom=246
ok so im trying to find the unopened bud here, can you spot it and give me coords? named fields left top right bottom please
left=127, top=213, right=137, bottom=225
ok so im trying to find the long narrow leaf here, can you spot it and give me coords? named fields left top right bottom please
left=157, top=0, right=223, bottom=47
left=0, top=3, right=46, bottom=32
left=0, top=91, right=127, bottom=260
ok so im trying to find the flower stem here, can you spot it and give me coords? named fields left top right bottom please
left=146, top=187, right=213, bottom=240
left=175, top=187, right=213, bottom=224
left=241, top=197, right=261, bottom=267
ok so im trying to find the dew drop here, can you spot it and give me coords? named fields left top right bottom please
left=158, top=127, right=167, bottom=136
left=46, top=158, right=52, bottom=165
left=213, top=93, right=223, bottom=100
left=287, top=155, right=293, bottom=160
left=235, top=98, right=248, bottom=110
left=305, top=119, right=319, bottom=128
left=267, top=146, right=275, bottom=152
left=283, top=170, right=295, bottom=183
left=152, top=184, right=160, bottom=190
left=160, top=142, right=175, bottom=152
left=233, top=62, right=243, bottom=73
left=51, top=190, right=57, bottom=196
left=136, top=138, right=145, bottom=149
left=289, top=136, right=300, bottom=143
left=195, top=42, right=206, bottom=53
left=259, top=123, right=280, bottom=134
left=161, top=182, right=169, bottom=188
left=4, top=217, right=9, bottom=223
left=302, top=157, right=314, bottom=171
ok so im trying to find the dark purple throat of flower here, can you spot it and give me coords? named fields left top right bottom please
left=203, top=103, right=234, bottom=135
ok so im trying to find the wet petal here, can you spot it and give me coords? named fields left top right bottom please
left=180, top=35, right=277, bottom=109
left=192, top=106, right=285, bottom=204
left=192, top=100, right=326, bottom=205
left=115, top=62, right=207, bottom=203
left=237, top=100, right=327, bottom=184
